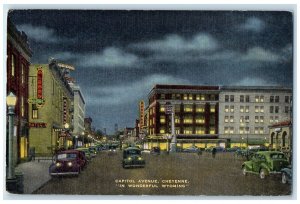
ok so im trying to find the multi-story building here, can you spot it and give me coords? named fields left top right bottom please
left=28, top=61, right=73, bottom=156
left=145, top=85, right=220, bottom=150
left=7, top=18, right=32, bottom=162
left=219, top=86, right=292, bottom=147
left=144, top=84, right=292, bottom=150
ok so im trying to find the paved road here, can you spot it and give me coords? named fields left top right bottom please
left=34, top=150, right=292, bottom=196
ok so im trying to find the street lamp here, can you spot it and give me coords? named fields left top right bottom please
left=64, top=123, right=70, bottom=148
left=6, top=92, right=17, bottom=180
left=81, top=131, right=85, bottom=147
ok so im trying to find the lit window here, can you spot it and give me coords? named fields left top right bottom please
left=270, top=116, right=274, bottom=123
left=200, top=95, right=205, bottom=101
left=240, top=116, right=244, bottom=123
left=225, top=105, right=229, bottom=113
left=240, top=106, right=244, bottom=113
left=188, top=94, right=193, bottom=100
left=175, top=128, right=180, bottom=134
left=196, top=105, right=205, bottom=113
left=255, top=116, right=259, bottom=123
left=255, top=106, right=259, bottom=113
left=255, top=96, right=259, bottom=103
left=160, top=106, right=165, bottom=112
left=184, top=118, right=193, bottom=124
left=275, top=116, right=279, bottom=123
left=184, top=128, right=193, bottom=134
left=245, top=116, right=249, bottom=123
left=196, top=128, right=205, bottom=135
left=184, top=105, right=193, bottom=112
left=229, top=127, right=234, bottom=134
left=245, top=106, right=249, bottom=113
left=196, top=117, right=205, bottom=124
left=260, top=96, right=264, bottom=102
left=183, top=94, right=188, bottom=100
left=196, top=95, right=200, bottom=100
left=254, top=128, right=259, bottom=134
left=159, top=129, right=165, bottom=134
left=225, top=116, right=229, bottom=123
left=32, top=104, right=38, bottom=119
left=230, top=106, right=234, bottom=113
left=224, top=127, right=229, bottom=134
left=239, top=127, right=244, bottom=134
left=259, top=127, right=264, bottom=134
left=260, top=106, right=264, bottom=113
left=11, top=54, right=15, bottom=77
left=21, top=64, right=25, bottom=84
left=260, top=116, right=264, bottom=123
left=245, top=127, right=250, bottom=134
left=160, top=116, right=166, bottom=124
left=209, top=128, right=215, bottom=134
left=175, top=117, right=180, bottom=124
left=210, top=106, right=215, bottom=113
left=21, top=97, right=24, bottom=117
left=230, top=116, right=234, bottom=123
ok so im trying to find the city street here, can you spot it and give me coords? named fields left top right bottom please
left=34, top=150, right=292, bottom=196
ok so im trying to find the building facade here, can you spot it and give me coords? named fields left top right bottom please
left=144, top=84, right=292, bottom=150
left=7, top=18, right=32, bottom=162
left=28, top=62, right=73, bottom=156
left=145, top=85, right=220, bottom=150
left=219, top=86, right=292, bottom=147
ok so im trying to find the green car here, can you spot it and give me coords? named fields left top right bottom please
left=122, top=147, right=145, bottom=168
left=76, top=148, right=92, bottom=161
left=242, top=151, right=289, bottom=179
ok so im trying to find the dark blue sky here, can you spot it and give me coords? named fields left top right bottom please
left=9, top=10, right=293, bottom=134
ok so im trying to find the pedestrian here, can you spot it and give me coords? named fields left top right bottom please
left=212, top=147, right=216, bottom=158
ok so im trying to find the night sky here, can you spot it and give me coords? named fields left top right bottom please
left=8, top=10, right=293, bottom=134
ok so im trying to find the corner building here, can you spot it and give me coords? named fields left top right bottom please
left=145, top=85, right=220, bottom=150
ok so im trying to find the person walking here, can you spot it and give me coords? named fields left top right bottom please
left=212, top=147, right=217, bottom=158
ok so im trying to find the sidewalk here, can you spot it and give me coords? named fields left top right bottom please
left=14, top=159, right=52, bottom=194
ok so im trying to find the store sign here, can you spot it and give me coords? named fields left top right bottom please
left=139, top=100, right=145, bottom=127
left=37, top=68, right=43, bottom=99
left=29, top=122, right=47, bottom=128
left=63, top=97, right=67, bottom=124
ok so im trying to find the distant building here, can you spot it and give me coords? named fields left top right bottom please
left=7, top=18, right=32, bottom=162
left=28, top=61, right=73, bottom=155
left=269, top=120, right=292, bottom=152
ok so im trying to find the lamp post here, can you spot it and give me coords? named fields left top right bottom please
left=6, top=92, right=17, bottom=180
left=64, top=123, right=70, bottom=149
left=81, top=131, right=85, bottom=147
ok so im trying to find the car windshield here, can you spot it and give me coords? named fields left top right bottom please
left=57, top=153, right=77, bottom=160
left=270, top=153, right=286, bottom=160
left=126, top=150, right=141, bottom=155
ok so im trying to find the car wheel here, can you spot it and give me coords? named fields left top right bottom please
left=242, top=167, right=247, bottom=176
left=259, top=169, right=267, bottom=179
left=281, top=172, right=288, bottom=184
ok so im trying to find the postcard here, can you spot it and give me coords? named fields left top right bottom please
left=4, top=8, right=294, bottom=197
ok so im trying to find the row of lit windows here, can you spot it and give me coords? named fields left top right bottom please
left=224, top=95, right=291, bottom=103
left=159, top=105, right=215, bottom=113
left=224, top=105, right=290, bottom=113
left=159, top=127, right=215, bottom=135
left=159, top=116, right=207, bottom=124
left=159, top=93, right=218, bottom=101
left=224, top=127, right=265, bottom=134
left=10, top=54, right=26, bottom=84
left=225, top=115, right=280, bottom=124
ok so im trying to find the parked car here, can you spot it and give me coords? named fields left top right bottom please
left=76, top=148, right=92, bottom=161
left=89, top=146, right=98, bottom=156
left=108, top=145, right=117, bottom=155
left=49, top=150, right=87, bottom=177
left=242, top=151, right=290, bottom=179
left=280, top=166, right=292, bottom=184
left=122, top=147, right=145, bottom=168
left=182, top=146, right=201, bottom=153
left=150, top=147, right=161, bottom=155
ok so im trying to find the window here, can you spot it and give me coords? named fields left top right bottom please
left=209, top=128, right=215, bottom=134
left=175, top=104, right=181, bottom=112
left=183, top=117, right=193, bottom=124
left=230, top=105, right=234, bottom=113
left=175, top=116, right=180, bottom=124
left=270, top=96, right=274, bottom=103
left=11, top=54, right=15, bottom=77
left=255, top=106, right=259, bottom=113
left=160, top=94, right=165, bottom=99
left=210, top=106, right=215, bottom=113
left=230, top=95, right=234, bottom=102
left=255, top=96, right=259, bottom=102
left=254, top=127, right=259, bottom=134
left=195, top=117, right=205, bottom=124
left=171, top=94, right=176, bottom=100
left=196, top=95, right=200, bottom=100
left=224, top=127, right=229, bottom=134
left=21, top=64, right=25, bottom=84
left=245, top=116, right=250, bottom=123
left=32, top=104, right=38, bottom=119
left=275, top=96, right=280, bottom=103
left=275, top=106, right=279, bottom=113
left=260, top=106, right=264, bottom=113
left=245, top=127, right=250, bottom=134
left=184, top=104, right=193, bottom=112
left=240, top=106, right=244, bottom=113
left=240, top=116, right=244, bottom=123
left=196, top=105, right=205, bottom=113
left=160, top=106, right=165, bottom=112
left=285, top=96, right=290, bottom=103
left=160, top=116, right=166, bottom=124
left=240, top=95, right=244, bottom=102
left=245, top=95, right=250, bottom=102
left=200, top=95, right=205, bottom=101
left=159, top=128, right=165, bottom=134
left=270, top=116, right=274, bottom=123
left=230, top=116, right=234, bottom=123
left=188, top=94, right=193, bottom=100
left=229, top=127, right=234, bottom=134
left=285, top=106, right=289, bottom=113
left=225, top=116, right=229, bottom=123
left=175, top=128, right=180, bottom=134
left=184, top=128, right=193, bottom=134
left=260, top=96, right=264, bottom=102
left=275, top=116, right=279, bottom=123
left=260, top=116, right=264, bottom=123
left=183, top=94, right=188, bottom=100
left=196, top=128, right=205, bottom=135
left=259, top=127, right=264, bottom=134
left=239, top=127, right=244, bottom=134
left=225, top=95, right=229, bottom=102
left=270, top=106, right=274, bottom=113
left=245, top=106, right=249, bottom=113
left=225, top=105, right=229, bottom=113
left=21, top=97, right=24, bottom=117
left=255, top=116, right=259, bottom=123
left=176, top=94, right=181, bottom=100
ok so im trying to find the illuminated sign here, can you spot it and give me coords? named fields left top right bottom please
left=63, top=97, right=67, bottom=124
left=29, top=122, right=47, bottom=128
left=37, top=68, right=43, bottom=99
left=139, top=101, right=145, bottom=127
left=57, top=63, right=75, bottom=71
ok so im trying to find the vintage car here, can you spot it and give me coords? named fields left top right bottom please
left=280, top=166, right=292, bottom=184
left=122, top=147, right=145, bottom=168
left=182, top=146, right=201, bottom=153
left=49, top=150, right=87, bottom=177
left=150, top=147, right=161, bottom=155
left=242, top=151, right=289, bottom=179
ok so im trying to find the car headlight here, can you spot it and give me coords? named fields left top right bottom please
left=67, top=162, right=73, bottom=167
left=56, top=162, right=62, bottom=167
